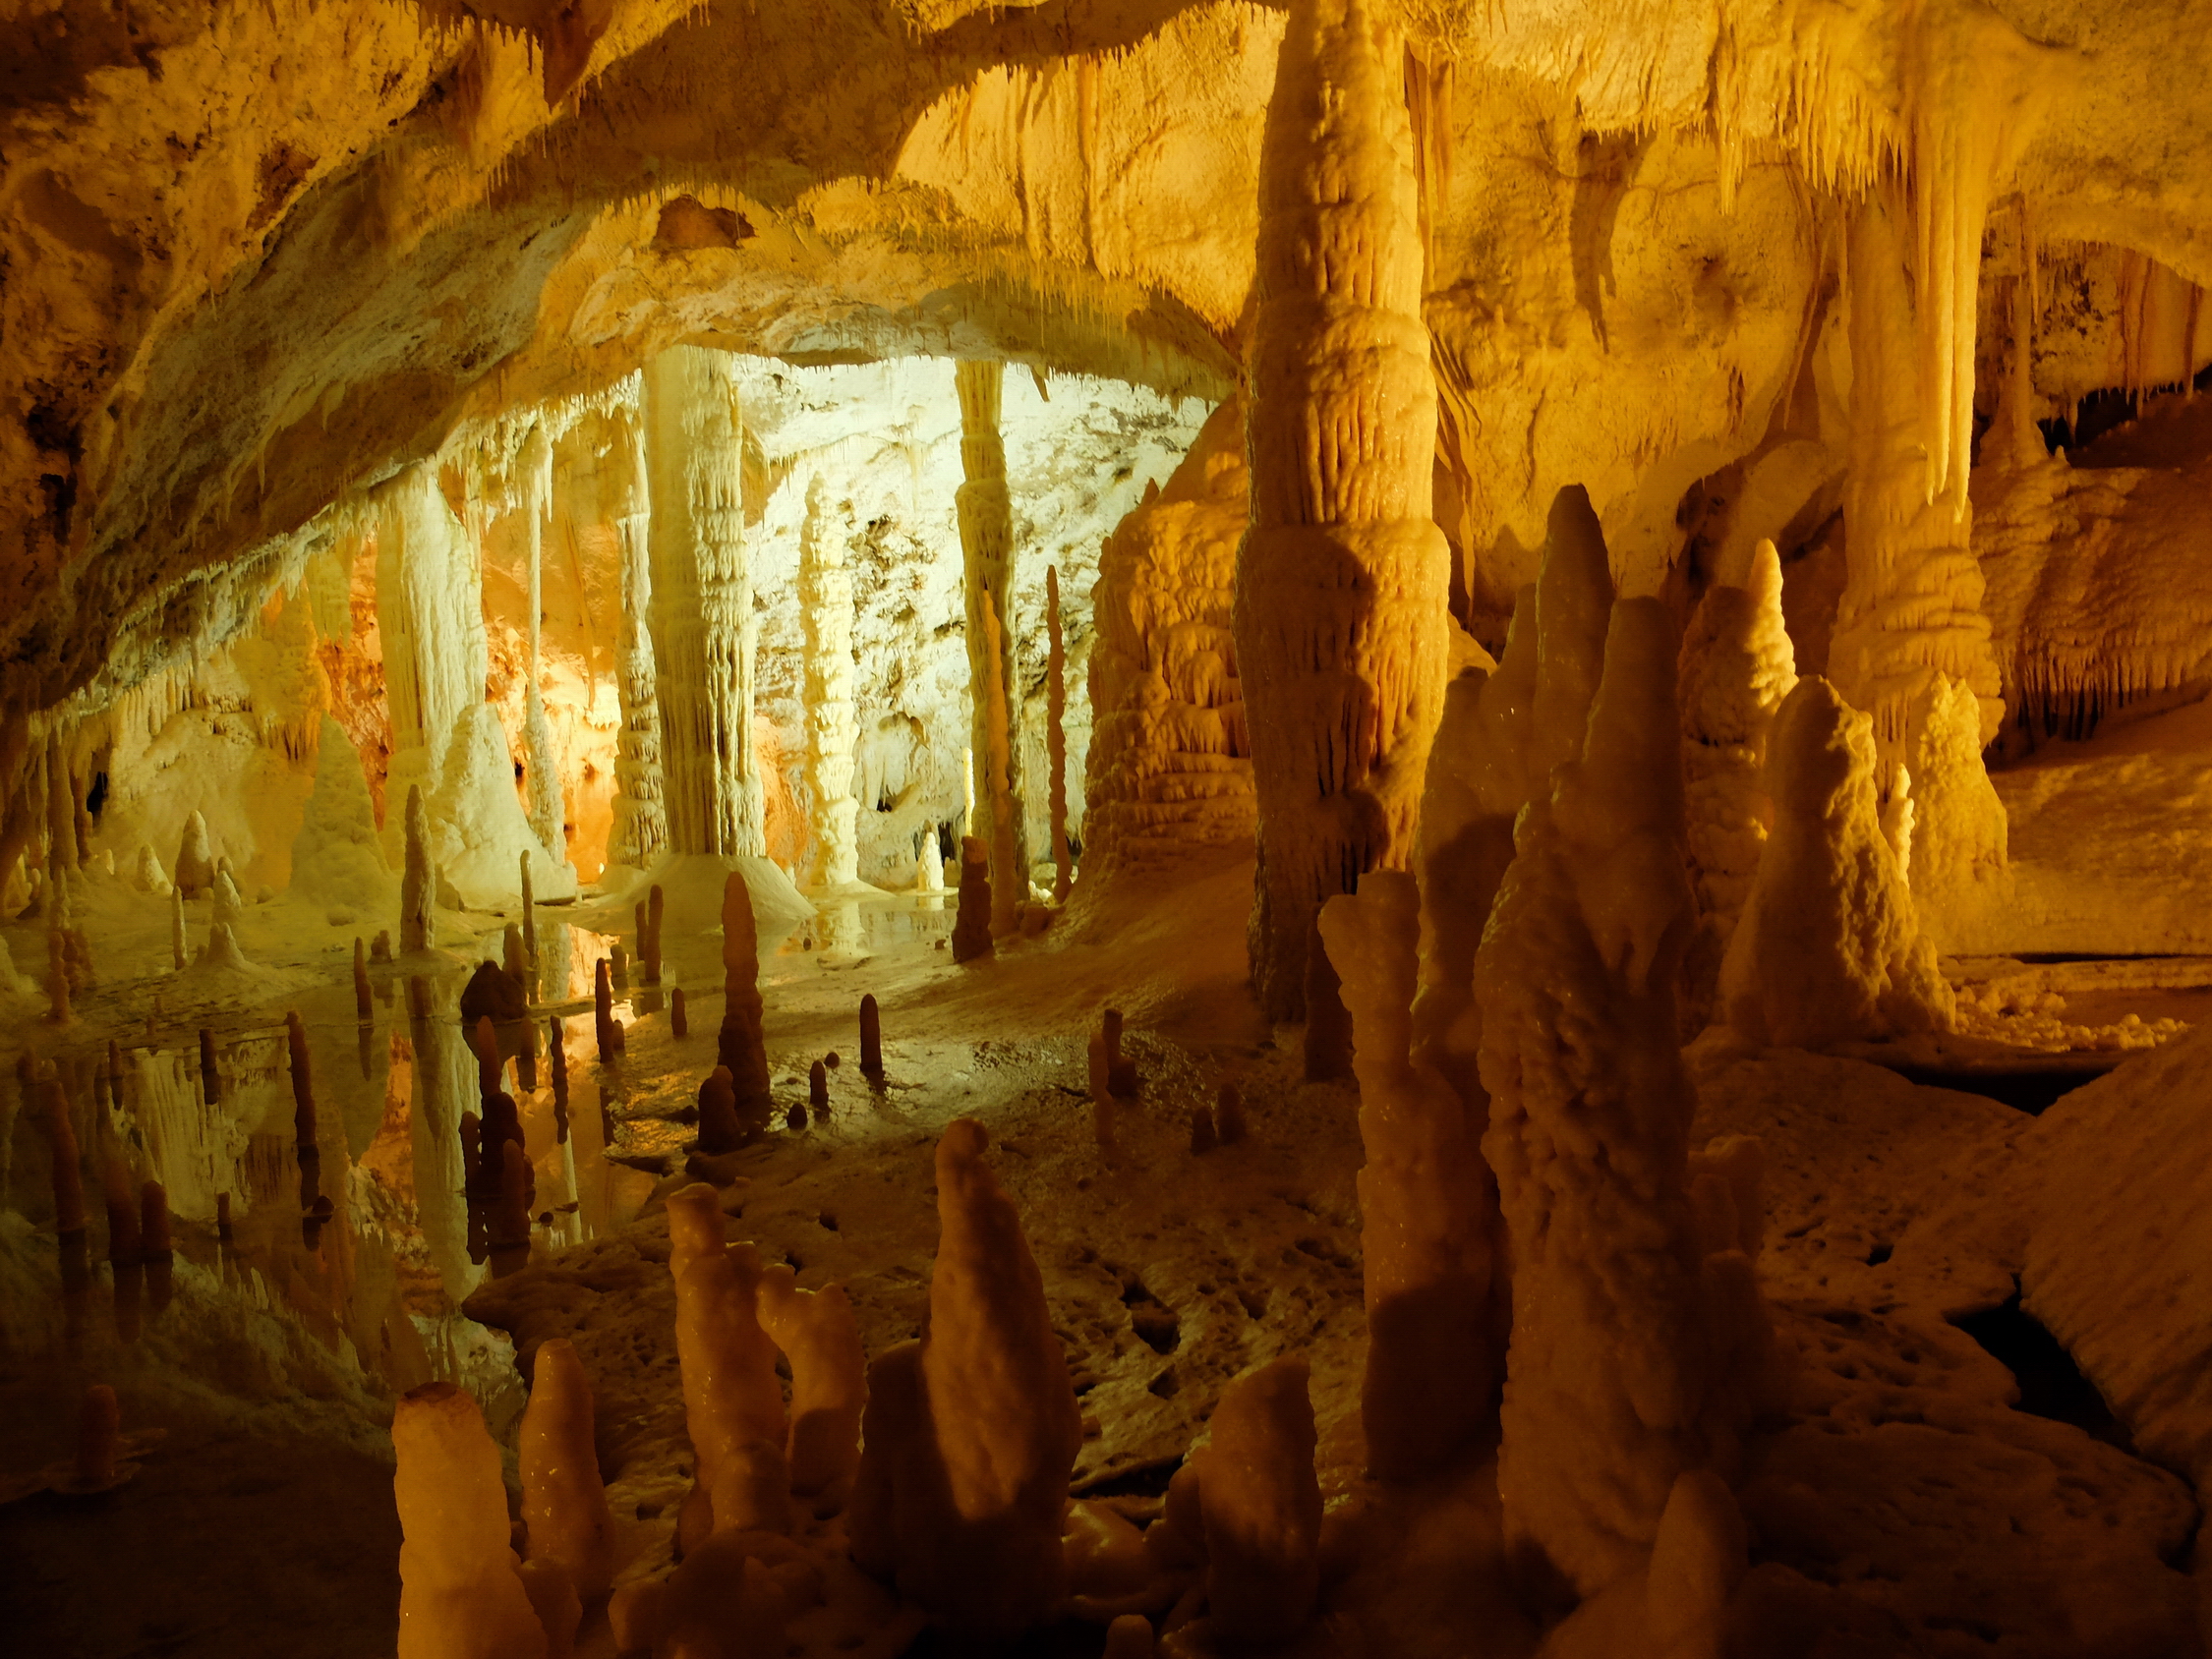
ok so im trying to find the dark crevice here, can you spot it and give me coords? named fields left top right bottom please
left=1951, top=1292, right=2130, bottom=1450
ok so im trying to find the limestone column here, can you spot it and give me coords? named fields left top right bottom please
left=643, top=345, right=764, bottom=860
left=955, top=360, right=1026, bottom=910
left=798, top=476, right=859, bottom=889
left=518, top=422, right=569, bottom=875
left=375, top=463, right=484, bottom=854
left=1233, top=0, right=1451, bottom=1020
left=606, top=403, right=667, bottom=870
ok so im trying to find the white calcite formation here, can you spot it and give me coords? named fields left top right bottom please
left=797, top=476, right=861, bottom=890
left=1477, top=599, right=1773, bottom=1596
left=851, top=1119, right=1081, bottom=1639
left=288, top=715, right=394, bottom=926
left=1084, top=398, right=1254, bottom=879
left=518, top=421, right=573, bottom=881
left=604, top=402, right=668, bottom=873
left=1235, top=0, right=1450, bottom=1019
left=1719, top=676, right=1953, bottom=1050
left=1676, top=541, right=1798, bottom=1023
left=955, top=361, right=1027, bottom=922
left=399, top=783, right=436, bottom=955
left=644, top=345, right=765, bottom=862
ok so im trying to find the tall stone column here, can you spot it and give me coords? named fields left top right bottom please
left=643, top=345, right=764, bottom=859
left=954, top=360, right=1026, bottom=910
left=799, top=477, right=860, bottom=889
left=519, top=421, right=569, bottom=874
left=605, top=402, right=667, bottom=870
left=1233, top=0, right=1451, bottom=1021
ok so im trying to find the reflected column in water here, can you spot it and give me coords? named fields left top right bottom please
left=406, top=978, right=480, bottom=1305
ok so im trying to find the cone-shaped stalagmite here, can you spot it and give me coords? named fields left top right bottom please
left=1199, top=1357, right=1323, bottom=1647
left=1235, top=0, right=1451, bottom=1020
left=715, top=871, right=773, bottom=1139
left=520, top=1338, right=614, bottom=1604
left=666, top=1183, right=787, bottom=1534
left=393, top=1382, right=548, bottom=1659
left=850, top=1119, right=1080, bottom=1638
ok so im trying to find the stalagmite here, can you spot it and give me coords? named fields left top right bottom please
left=807, top=1060, right=828, bottom=1116
left=520, top=852, right=536, bottom=964
left=850, top=1119, right=1081, bottom=1637
left=1719, top=677, right=1953, bottom=1048
left=593, top=960, right=619, bottom=1062
left=170, top=889, right=187, bottom=971
left=670, top=988, right=687, bottom=1039
left=1234, top=0, right=1451, bottom=1020
left=174, top=810, right=213, bottom=898
left=286, top=1011, right=318, bottom=1152
left=610, top=943, right=628, bottom=990
left=798, top=476, right=861, bottom=890
left=1900, top=673, right=2011, bottom=947
left=210, top=865, right=245, bottom=932
left=1677, top=542, right=1798, bottom=1026
left=1477, top=600, right=1772, bottom=1595
left=354, top=938, right=373, bottom=1019
left=643, top=884, right=663, bottom=985
left=519, top=423, right=569, bottom=876
left=606, top=402, right=668, bottom=872
left=756, top=1266, right=866, bottom=1497
left=644, top=345, right=764, bottom=860
left=519, top=1338, right=612, bottom=1604
left=1198, top=1356, right=1322, bottom=1648
left=1318, top=869, right=1498, bottom=1479
left=492, top=1140, right=534, bottom=1250
left=503, top=924, right=527, bottom=982
left=401, top=784, right=436, bottom=954
left=916, top=834, right=944, bottom=894
left=392, top=1382, right=548, bottom=1659
left=952, top=835, right=993, bottom=963
left=1046, top=564, right=1074, bottom=902
left=666, top=1183, right=787, bottom=1534
left=954, top=361, right=1027, bottom=914
left=548, top=1017, right=567, bottom=1112
left=859, top=994, right=882, bottom=1082
left=291, top=715, right=394, bottom=921
left=695, top=1066, right=742, bottom=1157
left=715, top=871, right=773, bottom=1139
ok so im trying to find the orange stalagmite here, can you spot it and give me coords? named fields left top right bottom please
left=666, top=1182, right=787, bottom=1535
left=392, top=1382, right=547, bottom=1659
left=520, top=1339, right=614, bottom=1604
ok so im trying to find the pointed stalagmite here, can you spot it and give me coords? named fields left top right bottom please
left=593, top=960, right=619, bottom=1062
left=171, top=889, right=187, bottom=972
left=175, top=810, right=213, bottom=898
left=1718, top=677, right=1953, bottom=1048
left=670, top=988, right=687, bottom=1039
left=859, top=994, right=883, bottom=1081
left=1319, top=869, right=1498, bottom=1479
left=695, top=1066, right=742, bottom=1156
left=666, top=1183, right=787, bottom=1533
left=1235, top=0, right=1451, bottom=1020
left=850, top=1119, right=1081, bottom=1637
left=644, top=346, right=764, bottom=860
left=715, top=871, right=773, bottom=1138
left=807, top=1060, right=828, bottom=1116
left=1477, top=601, right=1773, bottom=1594
left=952, top=835, right=993, bottom=963
left=393, top=1381, right=549, bottom=1659
left=1199, top=1357, right=1323, bottom=1647
left=1047, top=564, right=1073, bottom=902
left=521, top=1339, right=614, bottom=1605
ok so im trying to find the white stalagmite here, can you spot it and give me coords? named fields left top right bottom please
left=1718, top=676, right=1953, bottom=1049
left=606, top=402, right=667, bottom=871
left=643, top=345, right=763, bottom=860
left=1901, top=672, right=2011, bottom=947
left=850, top=1118, right=1080, bottom=1638
left=1477, top=599, right=1771, bottom=1595
left=954, top=361, right=1027, bottom=919
left=289, top=715, right=395, bottom=922
left=374, top=461, right=572, bottom=905
left=174, top=810, right=213, bottom=899
left=1318, top=870, right=1497, bottom=1479
left=401, top=783, right=436, bottom=953
left=1235, top=0, right=1451, bottom=1019
left=392, top=1382, right=548, bottom=1659
left=519, top=422, right=570, bottom=877
left=1676, top=541, right=1798, bottom=1024
left=797, top=476, right=860, bottom=890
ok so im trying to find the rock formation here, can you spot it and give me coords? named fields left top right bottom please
left=798, top=476, right=861, bottom=891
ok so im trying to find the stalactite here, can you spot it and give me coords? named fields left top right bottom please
left=797, top=476, right=860, bottom=889
left=955, top=360, right=1028, bottom=910
left=644, top=346, right=763, bottom=860
left=608, top=405, right=668, bottom=870
left=1235, top=0, right=1451, bottom=1021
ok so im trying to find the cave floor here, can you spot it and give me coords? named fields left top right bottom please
left=0, top=859, right=2204, bottom=1657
